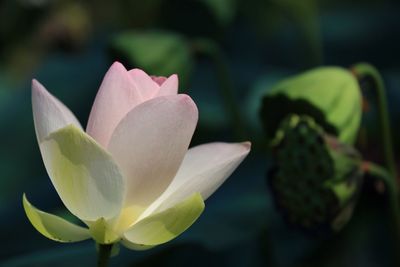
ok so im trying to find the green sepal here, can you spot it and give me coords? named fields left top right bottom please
left=324, top=136, right=363, bottom=206
left=88, top=218, right=120, bottom=245
left=23, top=194, right=90, bottom=242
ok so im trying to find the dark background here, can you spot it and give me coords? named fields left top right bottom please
left=0, top=0, right=399, bottom=266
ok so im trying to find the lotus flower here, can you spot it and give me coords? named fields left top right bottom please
left=24, top=62, right=250, bottom=249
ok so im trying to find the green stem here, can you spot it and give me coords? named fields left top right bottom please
left=364, top=161, right=400, bottom=237
left=351, top=63, right=398, bottom=180
left=353, top=63, right=400, bottom=260
left=97, top=244, right=113, bottom=267
left=191, top=38, right=246, bottom=140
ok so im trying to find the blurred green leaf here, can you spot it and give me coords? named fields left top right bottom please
left=110, top=31, right=194, bottom=89
left=241, top=0, right=322, bottom=66
left=244, top=71, right=289, bottom=145
left=202, top=0, right=237, bottom=27
left=260, top=66, right=362, bottom=145
left=273, top=0, right=322, bottom=65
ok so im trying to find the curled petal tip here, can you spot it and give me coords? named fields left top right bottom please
left=31, top=79, right=44, bottom=92
left=157, top=75, right=179, bottom=96
left=108, top=61, right=128, bottom=73
left=167, top=74, right=178, bottom=85
left=241, top=141, right=252, bottom=149
left=111, top=61, right=124, bottom=67
left=177, top=94, right=194, bottom=105
left=177, top=94, right=198, bottom=115
left=129, top=68, right=149, bottom=75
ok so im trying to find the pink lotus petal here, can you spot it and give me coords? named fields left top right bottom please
left=107, top=94, right=198, bottom=209
left=156, top=74, right=179, bottom=97
left=128, top=69, right=159, bottom=101
left=86, top=62, right=142, bottom=147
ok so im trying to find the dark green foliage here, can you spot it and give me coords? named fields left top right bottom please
left=268, top=115, right=363, bottom=232
left=260, top=94, right=338, bottom=144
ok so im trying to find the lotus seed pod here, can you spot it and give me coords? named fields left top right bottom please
left=268, top=114, right=363, bottom=232
left=260, top=67, right=362, bottom=145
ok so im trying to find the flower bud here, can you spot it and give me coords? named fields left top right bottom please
left=268, top=114, right=363, bottom=232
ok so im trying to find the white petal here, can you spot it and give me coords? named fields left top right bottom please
left=86, top=62, right=143, bottom=147
left=32, top=79, right=82, bottom=143
left=40, top=125, right=126, bottom=221
left=107, top=95, right=198, bottom=209
left=156, top=74, right=179, bottom=97
left=128, top=69, right=159, bottom=101
left=139, top=142, right=250, bottom=218
left=23, top=194, right=90, bottom=243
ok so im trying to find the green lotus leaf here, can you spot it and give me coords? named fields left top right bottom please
left=202, top=0, right=237, bottom=27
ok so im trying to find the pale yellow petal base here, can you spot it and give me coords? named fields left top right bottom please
left=23, top=194, right=90, bottom=242
left=122, top=193, right=204, bottom=249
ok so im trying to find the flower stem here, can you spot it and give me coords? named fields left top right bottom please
left=363, top=161, right=400, bottom=237
left=191, top=38, right=246, bottom=140
left=97, top=244, right=113, bottom=267
left=353, top=63, right=400, bottom=261
left=351, top=63, right=398, bottom=180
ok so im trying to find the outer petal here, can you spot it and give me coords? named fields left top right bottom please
left=107, top=95, right=198, bottom=209
left=23, top=194, right=90, bottom=242
left=128, top=69, right=159, bottom=101
left=156, top=74, right=179, bottom=97
left=122, top=193, right=204, bottom=248
left=40, top=124, right=126, bottom=221
left=121, top=240, right=154, bottom=251
left=32, top=79, right=82, bottom=143
left=139, top=142, right=250, bottom=219
left=86, top=62, right=142, bottom=147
